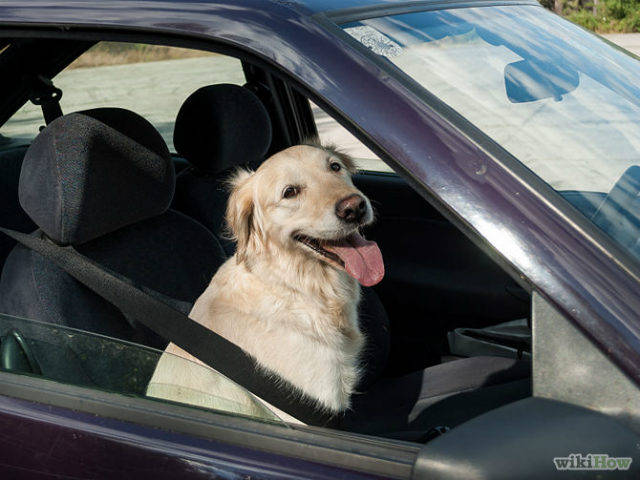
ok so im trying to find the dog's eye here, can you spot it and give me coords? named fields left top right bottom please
left=283, top=186, right=300, bottom=199
left=330, top=162, right=341, bottom=172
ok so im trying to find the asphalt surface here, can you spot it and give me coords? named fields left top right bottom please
left=0, top=55, right=246, bottom=151
left=603, top=33, right=640, bottom=57
left=1, top=34, right=638, bottom=186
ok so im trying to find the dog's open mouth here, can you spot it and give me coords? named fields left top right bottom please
left=294, top=232, right=385, bottom=287
left=295, top=234, right=345, bottom=267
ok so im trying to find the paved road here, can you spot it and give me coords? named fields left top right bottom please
left=1, top=33, right=639, bottom=184
left=602, top=33, right=640, bottom=57
left=0, top=55, right=246, bottom=151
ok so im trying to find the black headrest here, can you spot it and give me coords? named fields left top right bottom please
left=19, top=108, right=174, bottom=245
left=173, top=84, right=272, bottom=175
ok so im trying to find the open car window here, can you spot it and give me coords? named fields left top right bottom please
left=0, top=34, right=533, bottom=449
left=310, top=101, right=392, bottom=173
left=0, top=42, right=245, bottom=152
left=0, top=313, right=285, bottom=425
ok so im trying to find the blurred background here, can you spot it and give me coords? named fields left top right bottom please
left=541, top=0, right=639, bottom=33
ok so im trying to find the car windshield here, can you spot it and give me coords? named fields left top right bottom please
left=342, top=5, right=640, bottom=260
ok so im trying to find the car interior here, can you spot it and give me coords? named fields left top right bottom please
left=0, top=37, right=534, bottom=442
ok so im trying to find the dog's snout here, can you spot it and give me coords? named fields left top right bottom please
left=336, top=194, right=367, bottom=223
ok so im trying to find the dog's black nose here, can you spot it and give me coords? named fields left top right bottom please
left=336, top=194, right=367, bottom=223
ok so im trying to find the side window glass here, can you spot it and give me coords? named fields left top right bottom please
left=310, top=101, right=392, bottom=173
left=0, top=42, right=245, bottom=152
left=0, top=313, right=285, bottom=424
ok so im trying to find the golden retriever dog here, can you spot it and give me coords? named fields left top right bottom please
left=147, top=143, right=384, bottom=422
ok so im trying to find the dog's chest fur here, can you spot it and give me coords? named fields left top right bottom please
left=189, top=256, right=365, bottom=412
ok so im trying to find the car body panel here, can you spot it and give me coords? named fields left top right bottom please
left=0, top=394, right=387, bottom=479
left=0, top=0, right=640, bottom=477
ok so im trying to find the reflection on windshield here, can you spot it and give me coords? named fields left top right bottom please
left=344, top=5, right=640, bottom=259
left=0, top=313, right=284, bottom=424
left=344, top=6, right=640, bottom=194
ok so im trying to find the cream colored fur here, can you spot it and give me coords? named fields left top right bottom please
left=147, top=144, right=374, bottom=420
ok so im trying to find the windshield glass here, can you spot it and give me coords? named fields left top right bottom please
left=343, top=5, right=640, bottom=259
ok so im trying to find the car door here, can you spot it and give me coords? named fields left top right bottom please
left=411, top=292, right=640, bottom=479
left=1, top=3, right=639, bottom=479
left=0, top=314, right=418, bottom=479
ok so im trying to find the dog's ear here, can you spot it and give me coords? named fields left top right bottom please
left=226, top=168, right=257, bottom=263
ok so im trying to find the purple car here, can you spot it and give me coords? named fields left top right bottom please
left=0, top=0, right=639, bottom=478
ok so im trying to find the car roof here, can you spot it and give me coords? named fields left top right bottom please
left=0, top=0, right=393, bottom=15
left=0, top=0, right=467, bottom=23
left=283, top=0, right=400, bottom=14
left=0, top=0, right=539, bottom=36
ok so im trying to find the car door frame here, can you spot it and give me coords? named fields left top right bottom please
left=0, top=367, right=418, bottom=479
left=1, top=0, right=640, bottom=474
left=0, top=25, right=422, bottom=480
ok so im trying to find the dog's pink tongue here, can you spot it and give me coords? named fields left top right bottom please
left=324, top=233, right=384, bottom=287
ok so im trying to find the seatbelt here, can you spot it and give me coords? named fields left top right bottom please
left=26, top=75, right=63, bottom=125
left=0, top=227, right=335, bottom=426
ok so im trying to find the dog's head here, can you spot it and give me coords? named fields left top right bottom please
left=226, top=143, right=384, bottom=287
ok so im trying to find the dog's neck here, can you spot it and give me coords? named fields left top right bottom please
left=207, top=244, right=366, bottom=412
left=241, top=244, right=360, bottom=307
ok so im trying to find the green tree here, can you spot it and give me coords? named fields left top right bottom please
left=540, top=0, right=640, bottom=32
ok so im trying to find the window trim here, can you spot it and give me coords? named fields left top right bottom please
left=0, top=370, right=418, bottom=478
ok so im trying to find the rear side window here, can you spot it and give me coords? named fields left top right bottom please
left=0, top=42, right=245, bottom=152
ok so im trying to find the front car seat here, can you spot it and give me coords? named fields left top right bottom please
left=170, top=85, right=532, bottom=433
left=172, top=84, right=393, bottom=390
left=0, top=108, right=226, bottom=351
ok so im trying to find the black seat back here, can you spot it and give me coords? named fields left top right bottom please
left=0, top=108, right=226, bottom=350
left=172, top=83, right=272, bottom=255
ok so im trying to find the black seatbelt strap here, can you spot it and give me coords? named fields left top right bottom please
left=26, top=75, right=63, bottom=125
left=0, top=227, right=335, bottom=426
